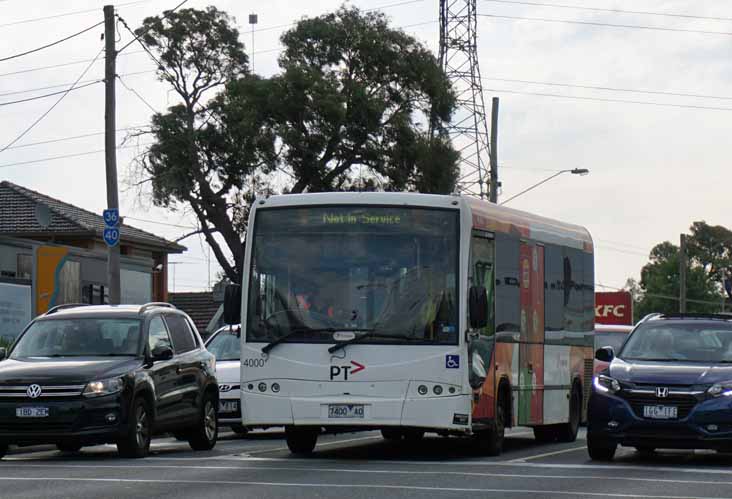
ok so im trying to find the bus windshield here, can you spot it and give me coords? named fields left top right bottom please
left=246, top=206, right=459, bottom=346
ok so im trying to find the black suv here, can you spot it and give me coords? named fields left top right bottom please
left=0, top=303, right=219, bottom=458
left=588, top=313, right=732, bottom=460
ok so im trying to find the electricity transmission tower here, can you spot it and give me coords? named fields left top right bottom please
left=439, top=0, right=494, bottom=200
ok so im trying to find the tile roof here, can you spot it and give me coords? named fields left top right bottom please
left=0, top=181, right=185, bottom=253
left=170, top=292, right=222, bottom=336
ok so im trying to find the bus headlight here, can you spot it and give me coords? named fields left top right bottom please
left=593, top=375, right=620, bottom=394
left=258, top=382, right=267, bottom=392
left=418, top=385, right=428, bottom=395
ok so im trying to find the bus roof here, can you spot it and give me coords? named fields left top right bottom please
left=255, top=192, right=592, bottom=252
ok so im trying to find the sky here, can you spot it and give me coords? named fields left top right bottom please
left=1, top=0, right=730, bottom=295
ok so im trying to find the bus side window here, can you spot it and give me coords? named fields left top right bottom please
left=469, top=232, right=495, bottom=336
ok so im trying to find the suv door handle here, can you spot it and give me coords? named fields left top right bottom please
left=176, top=366, right=182, bottom=374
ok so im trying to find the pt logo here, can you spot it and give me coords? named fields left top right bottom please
left=330, top=361, right=365, bottom=380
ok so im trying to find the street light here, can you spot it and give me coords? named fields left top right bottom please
left=500, top=168, right=589, bottom=206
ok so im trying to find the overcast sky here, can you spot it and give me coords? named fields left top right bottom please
left=1, top=0, right=730, bottom=295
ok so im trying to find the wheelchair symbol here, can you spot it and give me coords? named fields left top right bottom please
left=445, top=355, right=460, bottom=369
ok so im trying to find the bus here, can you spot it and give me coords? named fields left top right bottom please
left=224, top=192, right=595, bottom=455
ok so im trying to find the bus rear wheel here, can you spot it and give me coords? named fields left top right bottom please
left=285, top=427, right=318, bottom=455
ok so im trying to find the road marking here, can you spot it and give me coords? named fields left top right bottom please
left=244, top=434, right=383, bottom=455
left=0, top=476, right=726, bottom=498
left=5, top=463, right=732, bottom=487
left=508, top=445, right=586, bottom=462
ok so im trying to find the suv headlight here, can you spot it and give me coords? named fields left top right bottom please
left=83, top=377, right=124, bottom=397
left=707, top=382, right=732, bottom=397
left=593, top=374, right=621, bottom=394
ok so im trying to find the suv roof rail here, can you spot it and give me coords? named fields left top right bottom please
left=637, top=313, right=662, bottom=324
left=45, top=303, right=89, bottom=315
left=139, top=302, right=177, bottom=315
left=659, top=312, right=732, bottom=321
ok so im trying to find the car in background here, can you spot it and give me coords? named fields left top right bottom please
left=205, top=324, right=247, bottom=434
left=588, top=313, right=732, bottom=461
left=0, top=303, right=219, bottom=459
left=594, top=324, right=634, bottom=374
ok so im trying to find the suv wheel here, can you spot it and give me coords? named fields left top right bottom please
left=188, top=394, right=218, bottom=451
left=117, top=398, right=152, bottom=458
left=587, top=434, right=617, bottom=461
left=57, top=442, right=83, bottom=453
left=285, top=426, right=318, bottom=455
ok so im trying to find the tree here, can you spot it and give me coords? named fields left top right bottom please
left=626, top=223, right=731, bottom=319
left=134, top=6, right=459, bottom=284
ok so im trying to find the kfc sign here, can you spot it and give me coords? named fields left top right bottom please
left=595, top=291, right=633, bottom=325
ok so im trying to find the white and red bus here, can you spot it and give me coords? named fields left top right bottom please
left=225, top=192, right=595, bottom=454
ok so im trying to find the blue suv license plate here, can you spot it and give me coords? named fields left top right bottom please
left=643, top=405, right=677, bottom=419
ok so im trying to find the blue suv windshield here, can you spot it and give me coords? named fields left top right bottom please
left=11, top=318, right=142, bottom=358
left=619, top=321, right=732, bottom=363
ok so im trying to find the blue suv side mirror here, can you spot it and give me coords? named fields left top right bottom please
left=595, top=346, right=615, bottom=363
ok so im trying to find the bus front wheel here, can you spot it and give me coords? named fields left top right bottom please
left=476, top=397, right=506, bottom=456
left=285, top=427, right=318, bottom=455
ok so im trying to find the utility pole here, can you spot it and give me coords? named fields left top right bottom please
left=679, top=234, right=687, bottom=313
left=104, top=5, right=121, bottom=305
left=489, top=97, right=499, bottom=203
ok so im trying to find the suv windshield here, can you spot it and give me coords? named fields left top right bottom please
left=619, top=321, right=732, bottom=363
left=11, top=318, right=142, bottom=359
left=207, top=328, right=241, bottom=361
left=247, top=206, right=459, bottom=346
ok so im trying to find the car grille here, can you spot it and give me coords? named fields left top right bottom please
left=621, top=390, right=699, bottom=419
left=0, top=384, right=84, bottom=400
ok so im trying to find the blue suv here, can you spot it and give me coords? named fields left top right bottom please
left=587, top=313, right=732, bottom=460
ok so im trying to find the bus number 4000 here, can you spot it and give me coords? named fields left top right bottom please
left=243, top=358, right=266, bottom=368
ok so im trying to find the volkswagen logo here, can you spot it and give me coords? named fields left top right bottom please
left=656, top=386, right=669, bottom=398
left=26, top=384, right=42, bottom=399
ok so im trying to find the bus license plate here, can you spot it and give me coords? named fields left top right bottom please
left=16, top=407, right=49, bottom=418
left=643, top=405, right=677, bottom=419
left=328, top=404, right=364, bottom=419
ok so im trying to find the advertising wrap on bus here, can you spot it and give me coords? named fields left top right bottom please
left=595, top=291, right=633, bottom=326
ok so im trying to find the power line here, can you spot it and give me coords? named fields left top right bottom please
left=118, top=74, right=158, bottom=113
left=0, top=80, right=102, bottom=107
left=478, top=13, right=732, bottom=37
left=483, top=77, right=732, bottom=102
left=0, top=21, right=104, bottom=63
left=482, top=0, right=732, bottom=23
left=0, top=69, right=152, bottom=98
left=3, top=126, right=148, bottom=151
left=0, top=1, right=148, bottom=29
left=0, top=50, right=145, bottom=79
left=0, top=143, right=152, bottom=169
left=117, top=0, right=189, bottom=54
left=482, top=87, right=732, bottom=112
left=125, top=216, right=197, bottom=230
left=0, top=46, right=104, bottom=154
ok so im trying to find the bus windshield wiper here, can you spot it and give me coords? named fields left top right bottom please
left=261, top=327, right=373, bottom=355
left=328, top=331, right=420, bottom=354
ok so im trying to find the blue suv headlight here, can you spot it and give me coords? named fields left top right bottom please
left=593, top=374, right=621, bottom=394
left=707, top=382, right=732, bottom=397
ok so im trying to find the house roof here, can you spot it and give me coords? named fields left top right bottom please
left=169, top=292, right=222, bottom=336
left=0, top=181, right=185, bottom=253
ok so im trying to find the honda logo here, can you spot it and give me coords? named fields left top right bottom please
left=26, top=384, right=42, bottom=399
left=656, top=387, right=669, bottom=398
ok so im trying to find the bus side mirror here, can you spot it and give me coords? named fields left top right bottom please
left=595, top=346, right=615, bottom=363
left=469, top=286, right=488, bottom=329
left=223, top=284, right=242, bottom=325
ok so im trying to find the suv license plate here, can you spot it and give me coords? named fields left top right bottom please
left=328, top=404, right=364, bottom=419
left=16, top=407, right=49, bottom=418
left=643, top=405, right=677, bottom=419
left=219, top=400, right=238, bottom=413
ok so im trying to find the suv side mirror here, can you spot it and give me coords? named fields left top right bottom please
left=469, top=286, right=488, bottom=329
left=0, top=347, right=6, bottom=361
left=223, top=284, right=242, bottom=325
left=151, top=345, right=174, bottom=362
left=595, top=346, right=615, bottom=363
